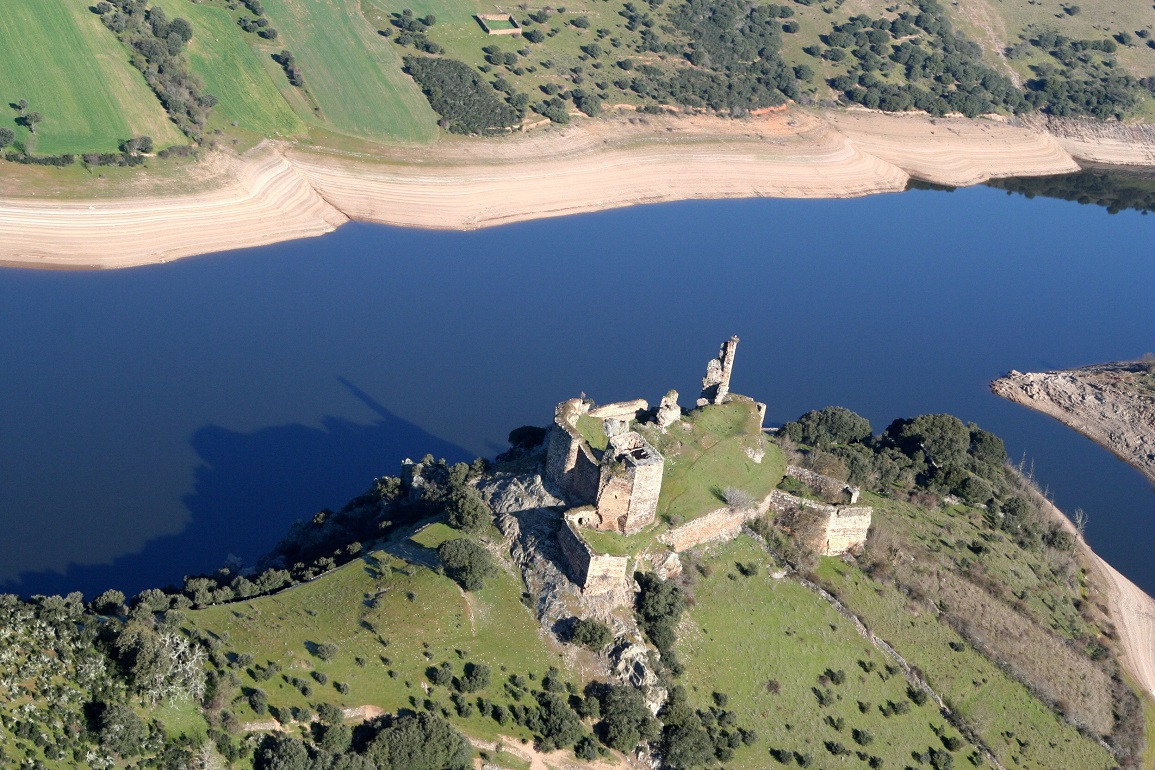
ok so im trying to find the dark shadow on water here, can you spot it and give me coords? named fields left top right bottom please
left=3, top=380, right=471, bottom=599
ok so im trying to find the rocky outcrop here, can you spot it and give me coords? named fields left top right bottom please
left=992, top=363, right=1155, bottom=485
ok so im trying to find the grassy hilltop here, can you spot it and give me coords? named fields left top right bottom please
left=0, top=399, right=1148, bottom=769
left=0, top=0, right=1152, bottom=165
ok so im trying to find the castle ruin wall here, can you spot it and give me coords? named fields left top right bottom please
left=823, top=506, right=872, bottom=555
left=557, top=517, right=628, bottom=594
left=785, top=465, right=861, bottom=504
left=661, top=504, right=765, bottom=552
left=589, top=399, right=650, bottom=420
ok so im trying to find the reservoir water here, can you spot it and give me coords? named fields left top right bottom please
left=1, top=184, right=1152, bottom=598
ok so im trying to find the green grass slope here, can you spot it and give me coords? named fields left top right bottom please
left=676, top=536, right=1115, bottom=769
left=0, top=0, right=183, bottom=154
left=679, top=538, right=968, bottom=769
left=261, top=0, right=437, bottom=143
left=186, top=544, right=568, bottom=742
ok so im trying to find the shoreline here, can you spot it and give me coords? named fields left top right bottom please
left=994, top=364, right=1155, bottom=698
left=1, top=108, right=1152, bottom=269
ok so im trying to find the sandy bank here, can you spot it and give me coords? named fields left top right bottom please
left=0, top=108, right=1152, bottom=268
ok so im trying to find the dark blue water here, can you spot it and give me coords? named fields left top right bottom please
left=1, top=185, right=1152, bottom=598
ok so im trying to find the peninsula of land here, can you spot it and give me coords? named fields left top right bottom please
left=2, top=108, right=1154, bottom=269
left=992, top=361, right=1155, bottom=487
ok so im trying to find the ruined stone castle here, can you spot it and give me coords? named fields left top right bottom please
left=544, top=337, right=872, bottom=594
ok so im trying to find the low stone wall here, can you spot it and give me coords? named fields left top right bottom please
left=768, top=488, right=837, bottom=516
left=557, top=518, right=628, bottom=594
left=589, top=399, right=649, bottom=420
left=785, top=465, right=860, bottom=504
left=661, top=507, right=762, bottom=552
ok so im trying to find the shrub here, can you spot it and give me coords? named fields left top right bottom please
left=571, top=617, right=613, bottom=650
left=446, top=486, right=491, bottom=532
left=314, top=642, right=339, bottom=661
left=438, top=539, right=497, bottom=591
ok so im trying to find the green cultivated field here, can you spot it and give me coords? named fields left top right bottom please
left=0, top=0, right=182, bottom=154
left=162, top=0, right=307, bottom=139
left=261, top=0, right=436, bottom=142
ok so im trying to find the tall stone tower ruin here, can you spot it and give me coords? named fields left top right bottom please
left=698, top=335, right=739, bottom=406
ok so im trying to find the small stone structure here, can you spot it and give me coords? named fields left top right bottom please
left=698, top=336, right=739, bottom=406
left=596, top=432, right=664, bottom=535
left=768, top=490, right=872, bottom=556
left=475, top=13, right=522, bottom=35
left=557, top=514, right=628, bottom=594
left=546, top=399, right=664, bottom=535
left=785, top=465, right=861, bottom=504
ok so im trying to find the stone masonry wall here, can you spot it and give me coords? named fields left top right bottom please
left=624, top=459, right=662, bottom=534
left=823, top=506, right=873, bottom=555
left=785, top=465, right=861, bottom=504
left=545, top=399, right=601, bottom=502
left=769, top=489, right=872, bottom=555
left=557, top=517, right=628, bottom=593
left=661, top=507, right=762, bottom=552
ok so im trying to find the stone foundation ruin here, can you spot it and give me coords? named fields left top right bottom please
left=475, top=13, right=522, bottom=35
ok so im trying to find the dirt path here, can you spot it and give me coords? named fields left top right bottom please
left=469, top=736, right=634, bottom=770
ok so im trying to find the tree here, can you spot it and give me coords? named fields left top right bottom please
left=0, top=127, right=13, bottom=148
left=366, top=712, right=471, bottom=770
left=455, top=662, right=490, bottom=692
left=571, top=617, right=613, bottom=650
left=598, top=685, right=659, bottom=751
left=446, top=486, right=491, bottom=532
left=169, top=17, right=194, bottom=42
left=533, top=691, right=584, bottom=750
left=659, top=687, right=714, bottom=768
left=96, top=703, right=147, bottom=757
left=886, top=414, right=970, bottom=471
left=23, top=112, right=43, bottom=133
left=91, top=588, right=126, bottom=615
left=438, top=538, right=497, bottom=591
left=115, top=622, right=206, bottom=704
left=785, top=406, right=872, bottom=447
left=256, top=734, right=311, bottom=770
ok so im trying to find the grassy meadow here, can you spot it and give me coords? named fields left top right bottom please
left=647, top=401, right=785, bottom=526
left=186, top=543, right=571, bottom=743
left=679, top=537, right=979, bottom=769
left=0, top=0, right=182, bottom=154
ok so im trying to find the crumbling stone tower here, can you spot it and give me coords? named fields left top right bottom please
left=699, top=336, right=739, bottom=406
left=595, top=431, right=664, bottom=535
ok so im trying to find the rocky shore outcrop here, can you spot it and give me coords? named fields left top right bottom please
left=991, top=362, right=1155, bottom=485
